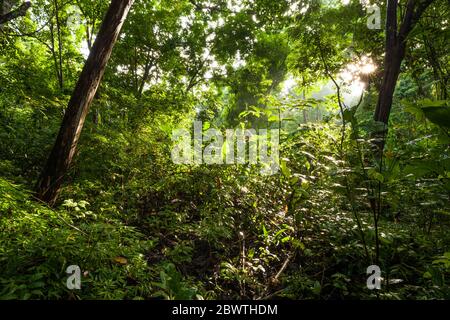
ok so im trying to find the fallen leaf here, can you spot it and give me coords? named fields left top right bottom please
left=114, top=256, right=128, bottom=265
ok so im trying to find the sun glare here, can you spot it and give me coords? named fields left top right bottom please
left=281, top=76, right=297, bottom=95
left=338, top=55, right=376, bottom=103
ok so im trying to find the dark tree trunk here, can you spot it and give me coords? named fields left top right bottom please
left=36, top=0, right=134, bottom=205
left=0, top=1, right=31, bottom=25
left=138, top=51, right=154, bottom=97
left=373, top=0, right=434, bottom=153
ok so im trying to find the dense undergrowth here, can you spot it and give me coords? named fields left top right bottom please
left=1, top=101, right=449, bottom=299
left=0, top=0, right=449, bottom=301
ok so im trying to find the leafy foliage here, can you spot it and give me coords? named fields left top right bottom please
left=0, top=0, right=449, bottom=300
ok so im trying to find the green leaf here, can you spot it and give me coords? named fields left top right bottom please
left=420, top=101, right=450, bottom=128
left=262, top=224, right=268, bottom=238
left=280, top=159, right=291, bottom=178
left=342, top=109, right=353, bottom=122
left=312, top=281, right=321, bottom=295
left=368, top=169, right=384, bottom=183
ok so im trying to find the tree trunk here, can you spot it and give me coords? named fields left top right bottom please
left=138, top=51, right=154, bottom=97
left=53, top=0, right=64, bottom=89
left=0, top=1, right=31, bottom=25
left=302, top=109, right=308, bottom=123
left=373, top=0, right=434, bottom=153
left=36, top=0, right=134, bottom=205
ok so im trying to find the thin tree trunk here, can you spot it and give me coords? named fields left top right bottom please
left=36, top=0, right=134, bottom=205
left=138, top=51, right=154, bottom=97
left=53, top=0, right=64, bottom=89
left=49, top=19, right=60, bottom=88
left=49, top=16, right=63, bottom=90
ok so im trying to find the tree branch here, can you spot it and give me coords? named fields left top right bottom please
left=0, top=1, right=31, bottom=25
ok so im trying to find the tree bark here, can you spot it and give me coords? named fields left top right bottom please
left=0, top=1, right=31, bottom=25
left=373, top=0, right=434, bottom=153
left=36, top=0, right=134, bottom=205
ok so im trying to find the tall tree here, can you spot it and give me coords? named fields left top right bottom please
left=373, top=0, right=434, bottom=151
left=0, top=1, right=31, bottom=25
left=36, top=0, right=134, bottom=205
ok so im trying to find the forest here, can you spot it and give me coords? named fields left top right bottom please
left=0, top=0, right=449, bottom=301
